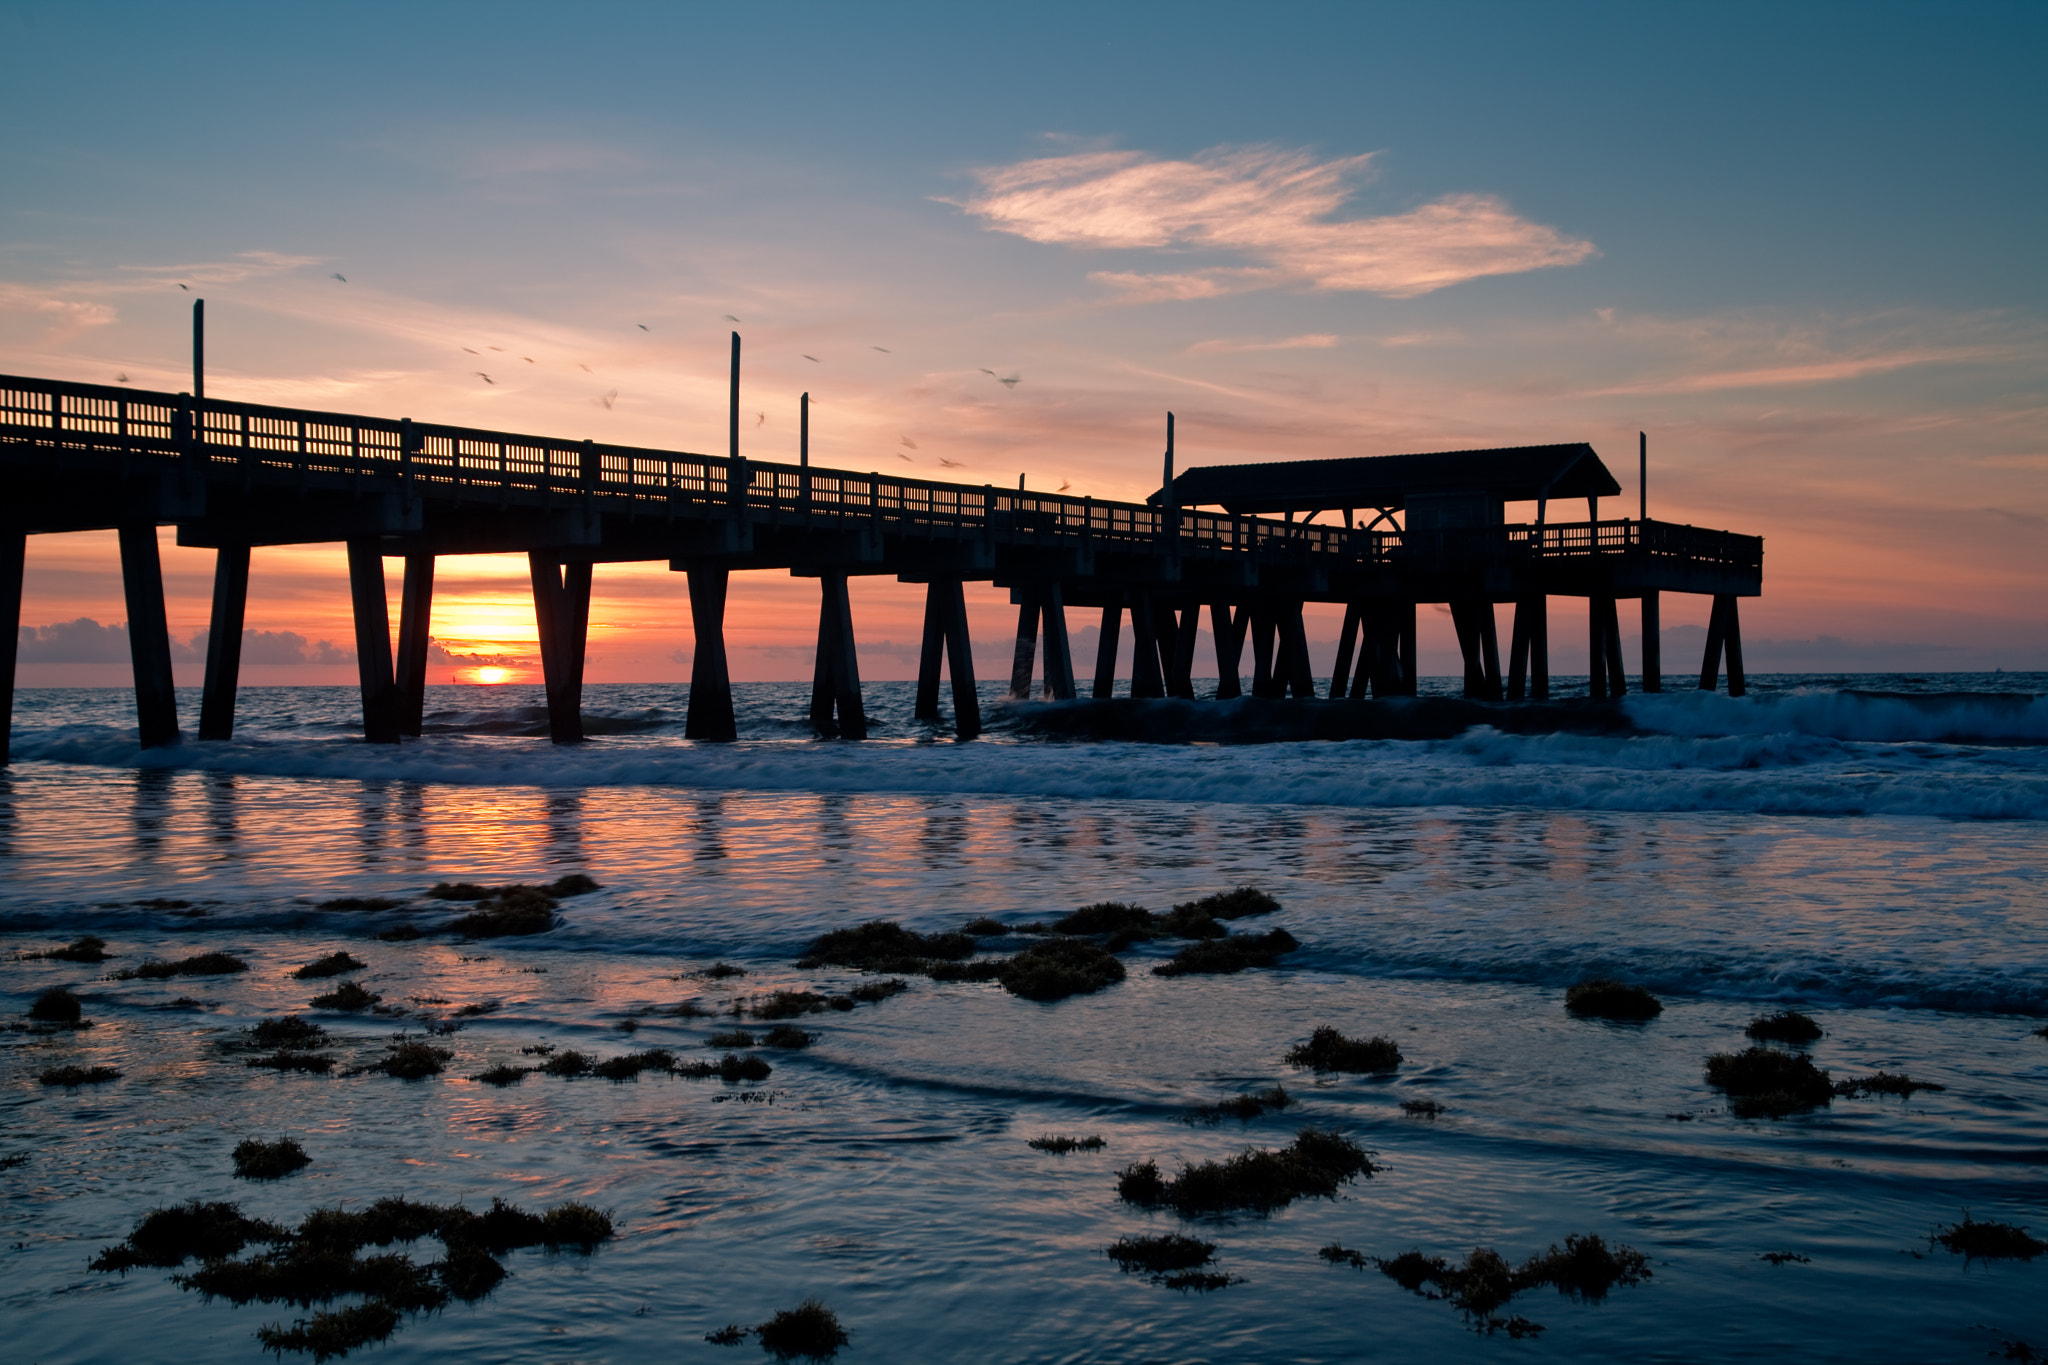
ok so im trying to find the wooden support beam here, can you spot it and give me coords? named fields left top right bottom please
left=1399, top=602, right=1418, bottom=696
left=1128, top=595, right=1166, bottom=698
left=811, top=571, right=868, bottom=738
left=1249, top=606, right=1274, bottom=697
left=684, top=566, right=736, bottom=741
left=120, top=524, right=181, bottom=749
left=1210, top=601, right=1245, bottom=699
left=1506, top=597, right=1531, bottom=701
left=941, top=577, right=980, bottom=737
left=1092, top=600, right=1121, bottom=699
left=1330, top=602, right=1361, bottom=699
left=1009, top=586, right=1040, bottom=700
left=395, top=553, right=435, bottom=737
left=1699, top=593, right=1727, bottom=693
left=197, top=544, right=249, bottom=741
left=527, top=552, right=585, bottom=744
left=346, top=537, right=399, bottom=744
left=1602, top=594, right=1626, bottom=696
left=915, top=582, right=946, bottom=721
left=0, top=527, right=21, bottom=766
left=1478, top=602, right=1503, bottom=700
left=1041, top=581, right=1076, bottom=701
left=1450, top=601, right=1487, bottom=698
left=1529, top=595, right=1550, bottom=700
left=1722, top=595, right=1746, bottom=697
left=1587, top=596, right=1609, bottom=699
left=1641, top=590, right=1662, bottom=693
left=1166, top=602, right=1199, bottom=699
left=1280, top=601, right=1316, bottom=698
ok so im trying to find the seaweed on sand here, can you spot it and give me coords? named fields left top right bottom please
left=754, top=1298, right=850, bottom=1360
left=90, top=1200, right=289, bottom=1270
left=234, top=1139, right=312, bottom=1179
left=707, top=1029, right=756, bottom=1048
left=1190, top=1086, right=1294, bottom=1125
left=116, top=951, right=249, bottom=980
left=1932, top=1215, right=2046, bottom=1260
left=996, top=937, right=1125, bottom=1001
left=28, top=986, right=84, bottom=1023
left=962, top=917, right=1008, bottom=936
left=701, top=962, right=748, bottom=979
left=470, top=1064, right=529, bottom=1087
left=592, top=1050, right=675, bottom=1081
left=1172, top=887, right=1281, bottom=920
left=1028, top=1134, right=1106, bottom=1153
left=1833, top=1071, right=1946, bottom=1099
left=1705, top=1047, right=1834, bottom=1117
left=249, top=1052, right=336, bottom=1074
left=1052, top=902, right=1157, bottom=941
left=761, top=1025, right=814, bottom=1049
left=846, top=979, right=908, bottom=1004
left=257, top=1303, right=402, bottom=1362
left=1564, top=979, right=1662, bottom=1021
left=748, top=991, right=834, bottom=1020
left=25, top=935, right=111, bottom=963
left=1116, top=1128, right=1374, bottom=1217
left=1153, top=929, right=1299, bottom=977
left=376, top=925, right=423, bottom=942
left=428, top=882, right=493, bottom=900
left=40, top=1064, right=122, bottom=1087
left=309, top=982, right=381, bottom=1012
left=1105, top=1233, right=1235, bottom=1289
left=541, top=1050, right=593, bottom=1077
left=445, top=886, right=557, bottom=938
left=293, top=953, right=367, bottom=980
left=317, top=897, right=405, bottom=913
left=368, top=1039, right=452, bottom=1079
left=1373, top=1233, right=1651, bottom=1335
left=248, top=1017, right=331, bottom=1049
left=544, top=874, right=601, bottom=897
left=1400, top=1098, right=1446, bottom=1118
left=673, top=1053, right=774, bottom=1083
left=1745, top=1010, right=1823, bottom=1045
left=796, top=920, right=975, bottom=973
left=1285, top=1026, right=1402, bottom=1074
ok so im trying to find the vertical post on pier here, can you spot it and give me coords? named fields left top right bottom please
left=1722, top=596, right=1746, bottom=697
left=1640, top=590, right=1662, bottom=693
left=1506, top=599, right=1530, bottom=701
left=1529, top=595, right=1550, bottom=699
left=1008, top=585, right=1040, bottom=700
left=1398, top=601, right=1418, bottom=696
left=117, top=525, right=180, bottom=749
left=1128, top=595, right=1166, bottom=698
left=684, top=566, right=737, bottom=740
left=1162, top=412, right=1176, bottom=545
left=1698, top=594, right=1727, bottom=693
left=1479, top=603, right=1503, bottom=700
left=346, top=538, right=399, bottom=744
left=197, top=545, right=250, bottom=740
left=527, top=552, right=586, bottom=745
left=1092, top=600, right=1122, bottom=699
left=1330, top=603, right=1361, bottom=699
left=729, top=331, right=740, bottom=464
left=1602, top=595, right=1627, bottom=696
left=810, top=571, right=867, bottom=738
left=1041, top=582, right=1076, bottom=701
left=1587, top=597, right=1609, bottom=699
left=193, top=299, right=204, bottom=399
left=1279, top=601, right=1315, bottom=699
left=394, top=554, right=436, bottom=736
left=800, top=391, right=811, bottom=508
left=1249, top=606, right=1278, bottom=698
left=916, top=584, right=946, bottom=721
left=941, top=577, right=980, bottom=737
left=1211, top=602, right=1245, bottom=700
left=0, top=527, right=23, bottom=765
left=1451, top=602, right=1485, bottom=698
left=1639, top=431, right=1647, bottom=522
left=1164, top=603, right=1198, bottom=699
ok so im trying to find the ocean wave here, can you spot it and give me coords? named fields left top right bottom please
left=10, top=723, right=2046, bottom=819
left=1626, top=687, right=2048, bottom=744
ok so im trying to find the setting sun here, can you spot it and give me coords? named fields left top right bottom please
left=473, top=666, right=509, bottom=684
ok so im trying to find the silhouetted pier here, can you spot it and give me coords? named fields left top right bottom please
left=0, top=337, right=1762, bottom=759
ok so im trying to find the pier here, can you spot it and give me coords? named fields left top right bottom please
left=0, top=338, right=1762, bottom=758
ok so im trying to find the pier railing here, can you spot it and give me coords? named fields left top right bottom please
left=0, top=373, right=1761, bottom=576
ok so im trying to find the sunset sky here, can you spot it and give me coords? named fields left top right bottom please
left=4, top=1, right=2043, bottom=686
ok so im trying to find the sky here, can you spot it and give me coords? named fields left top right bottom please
left=4, top=0, right=2044, bottom=687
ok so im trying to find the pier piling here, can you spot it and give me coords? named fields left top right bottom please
left=395, top=554, right=436, bottom=737
left=683, top=567, right=737, bottom=741
left=1092, top=599, right=1122, bottom=699
left=810, top=571, right=867, bottom=738
left=198, top=544, right=249, bottom=740
left=1041, top=582, right=1076, bottom=701
left=1641, top=590, right=1662, bottom=692
left=120, top=525, right=180, bottom=748
left=345, top=538, right=399, bottom=744
left=1211, top=601, right=1246, bottom=699
left=0, top=528, right=21, bottom=764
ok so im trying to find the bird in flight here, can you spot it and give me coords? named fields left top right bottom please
left=331, top=273, right=348, bottom=283
left=638, top=324, right=650, bottom=331
left=474, top=373, right=494, bottom=385
left=896, top=452, right=914, bottom=462
left=756, top=412, right=766, bottom=428
left=938, top=457, right=964, bottom=468
left=600, top=390, right=617, bottom=409
left=116, top=373, right=130, bottom=384
left=998, top=374, right=1021, bottom=387
left=463, top=348, right=479, bottom=354
left=900, top=436, right=918, bottom=449
left=178, top=283, right=189, bottom=290
left=1058, top=479, right=1071, bottom=492
left=723, top=314, right=740, bottom=323
left=523, top=357, right=534, bottom=363
left=487, top=346, right=505, bottom=352
left=803, top=355, right=821, bottom=363
left=872, top=346, right=891, bottom=353
left=579, top=363, right=592, bottom=372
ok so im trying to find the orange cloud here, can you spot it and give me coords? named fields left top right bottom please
left=963, top=145, right=1597, bottom=298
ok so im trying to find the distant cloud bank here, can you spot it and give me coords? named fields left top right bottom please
left=962, top=144, right=1596, bottom=299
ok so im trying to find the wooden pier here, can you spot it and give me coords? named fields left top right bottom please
left=0, top=346, right=1762, bottom=758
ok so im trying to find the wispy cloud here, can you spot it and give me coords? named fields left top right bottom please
left=962, top=145, right=1597, bottom=298
left=1576, top=346, right=2002, bottom=396
left=1188, top=334, right=1340, bottom=355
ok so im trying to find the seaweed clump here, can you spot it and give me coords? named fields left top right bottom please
left=1372, top=1233, right=1652, bottom=1335
left=470, top=1064, right=529, bottom=1087
left=1833, top=1071, right=1946, bottom=1099
left=1564, top=979, right=1662, bottom=1020
left=1705, top=1047, right=1835, bottom=1117
left=1745, top=1010, right=1822, bottom=1044
left=1116, top=1128, right=1374, bottom=1216
left=248, top=1017, right=331, bottom=1049
left=995, top=937, right=1126, bottom=1001
left=26, top=935, right=111, bottom=963
left=1190, top=1086, right=1293, bottom=1125
left=1173, top=886, right=1281, bottom=920
left=1028, top=1134, right=1106, bottom=1153
left=28, top=986, right=85, bottom=1023
left=249, top=1052, right=336, bottom=1074
left=234, top=1139, right=312, bottom=1179
left=310, top=981, right=382, bottom=1012
left=761, top=1026, right=814, bottom=1049
left=753, top=1298, right=850, bottom=1360
left=368, top=1039, right=452, bottom=1079
left=445, top=885, right=557, bottom=938
left=1932, top=1215, right=2046, bottom=1261
left=1153, top=929, right=1299, bottom=977
left=117, top=951, right=250, bottom=980
left=1286, top=1026, right=1401, bottom=1075
left=316, top=897, right=405, bottom=913
left=92, top=1195, right=612, bottom=1359
left=1105, top=1233, right=1234, bottom=1290
left=797, top=920, right=975, bottom=974
left=846, top=978, right=908, bottom=1004
left=592, top=1050, right=676, bottom=1081
left=40, top=1064, right=122, bottom=1087
left=294, top=953, right=368, bottom=981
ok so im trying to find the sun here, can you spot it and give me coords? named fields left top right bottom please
left=474, top=666, right=509, bottom=684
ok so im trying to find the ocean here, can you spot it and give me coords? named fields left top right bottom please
left=4, top=674, right=2045, bottom=1362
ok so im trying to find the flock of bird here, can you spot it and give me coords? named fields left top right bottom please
left=145, top=273, right=1040, bottom=481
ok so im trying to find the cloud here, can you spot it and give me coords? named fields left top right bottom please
left=16, top=620, right=354, bottom=665
left=1577, top=346, right=2001, bottom=397
left=962, top=145, right=1596, bottom=298
left=1188, top=334, right=1340, bottom=355
left=428, top=641, right=526, bottom=667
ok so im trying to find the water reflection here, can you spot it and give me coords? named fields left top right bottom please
left=131, top=767, right=176, bottom=857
